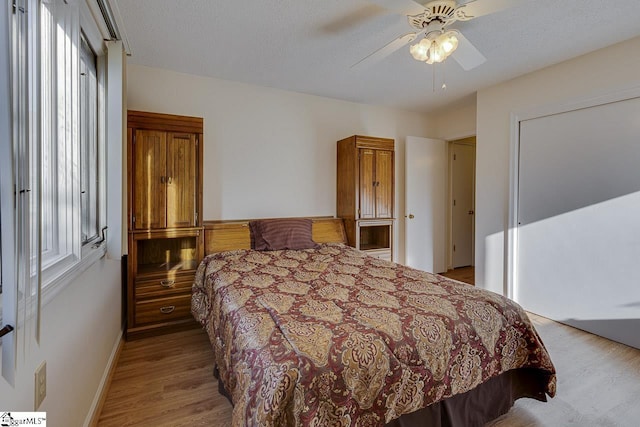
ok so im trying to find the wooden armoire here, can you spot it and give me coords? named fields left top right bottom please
left=126, top=110, right=204, bottom=339
left=337, top=135, right=394, bottom=261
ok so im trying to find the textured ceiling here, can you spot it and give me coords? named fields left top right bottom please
left=113, top=0, right=640, bottom=113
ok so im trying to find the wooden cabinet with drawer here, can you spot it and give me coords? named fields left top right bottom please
left=126, top=229, right=204, bottom=339
left=134, top=294, right=194, bottom=327
left=135, top=274, right=195, bottom=300
left=337, top=135, right=395, bottom=260
left=126, top=111, right=204, bottom=340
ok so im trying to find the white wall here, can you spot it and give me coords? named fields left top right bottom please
left=0, top=259, right=122, bottom=425
left=433, top=97, right=477, bottom=140
left=127, top=65, right=435, bottom=263
left=475, top=35, right=640, bottom=294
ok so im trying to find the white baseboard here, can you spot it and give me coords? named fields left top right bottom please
left=83, top=329, right=124, bottom=427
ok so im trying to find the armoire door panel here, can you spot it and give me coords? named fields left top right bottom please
left=166, top=133, right=197, bottom=227
left=359, top=149, right=376, bottom=219
left=134, top=130, right=167, bottom=229
left=375, top=150, right=394, bottom=218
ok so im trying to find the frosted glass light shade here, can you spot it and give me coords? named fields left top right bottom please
left=410, top=38, right=432, bottom=61
left=410, top=30, right=460, bottom=64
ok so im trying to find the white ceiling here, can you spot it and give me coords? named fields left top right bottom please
left=113, top=0, right=640, bottom=113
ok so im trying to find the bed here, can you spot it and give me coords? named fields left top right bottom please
left=192, top=217, right=556, bottom=426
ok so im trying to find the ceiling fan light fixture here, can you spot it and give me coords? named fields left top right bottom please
left=411, top=29, right=459, bottom=65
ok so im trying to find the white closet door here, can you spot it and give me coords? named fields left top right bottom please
left=516, top=95, right=640, bottom=349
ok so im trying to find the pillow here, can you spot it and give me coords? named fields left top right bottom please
left=249, top=220, right=266, bottom=250
left=249, top=218, right=319, bottom=251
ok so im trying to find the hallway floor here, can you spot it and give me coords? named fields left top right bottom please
left=440, top=266, right=474, bottom=285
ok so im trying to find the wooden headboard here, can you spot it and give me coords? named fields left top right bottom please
left=203, top=217, right=347, bottom=255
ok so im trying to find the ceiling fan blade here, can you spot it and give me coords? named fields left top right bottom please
left=351, top=31, right=422, bottom=69
left=366, top=0, right=426, bottom=16
left=450, top=32, right=486, bottom=70
left=458, top=0, right=525, bottom=18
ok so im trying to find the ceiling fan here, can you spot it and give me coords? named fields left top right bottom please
left=353, top=0, right=523, bottom=70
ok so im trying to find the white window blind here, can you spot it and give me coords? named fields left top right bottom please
left=1, top=0, right=20, bottom=384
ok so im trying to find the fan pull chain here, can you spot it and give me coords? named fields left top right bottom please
left=431, top=62, right=448, bottom=92
left=442, top=61, right=447, bottom=91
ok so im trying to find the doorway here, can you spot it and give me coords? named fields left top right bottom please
left=449, top=137, right=475, bottom=269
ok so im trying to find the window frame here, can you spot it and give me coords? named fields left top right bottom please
left=79, top=33, right=100, bottom=246
left=36, top=0, right=108, bottom=304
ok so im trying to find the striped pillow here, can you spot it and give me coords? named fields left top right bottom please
left=249, top=218, right=319, bottom=251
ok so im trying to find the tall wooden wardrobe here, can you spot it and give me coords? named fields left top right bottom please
left=126, top=111, right=204, bottom=339
left=337, top=135, right=394, bottom=261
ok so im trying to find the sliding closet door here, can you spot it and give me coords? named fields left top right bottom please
left=516, top=95, right=640, bottom=349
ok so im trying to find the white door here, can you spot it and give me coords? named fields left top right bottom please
left=515, top=96, right=640, bottom=349
left=451, top=142, right=475, bottom=268
left=405, top=136, right=447, bottom=273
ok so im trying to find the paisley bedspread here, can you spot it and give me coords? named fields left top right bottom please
left=191, top=243, right=556, bottom=426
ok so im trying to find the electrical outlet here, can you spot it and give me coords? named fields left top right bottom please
left=34, top=361, right=46, bottom=409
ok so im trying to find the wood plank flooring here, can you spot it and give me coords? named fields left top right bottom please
left=96, top=329, right=232, bottom=426
left=440, top=266, right=475, bottom=285
left=98, top=313, right=640, bottom=426
left=489, top=314, right=640, bottom=427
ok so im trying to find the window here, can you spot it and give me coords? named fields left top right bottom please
left=3, top=0, right=115, bottom=381
left=40, top=0, right=106, bottom=289
left=18, top=0, right=106, bottom=296
left=80, top=36, right=99, bottom=245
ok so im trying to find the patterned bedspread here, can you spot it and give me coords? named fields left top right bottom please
left=192, top=243, right=555, bottom=426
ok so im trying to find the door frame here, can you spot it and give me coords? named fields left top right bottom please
left=447, top=136, right=476, bottom=271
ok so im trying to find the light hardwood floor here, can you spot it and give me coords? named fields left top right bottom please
left=96, top=328, right=232, bottom=427
left=440, top=266, right=475, bottom=285
left=489, top=314, right=640, bottom=427
left=98, top=314, right=640, bottom=426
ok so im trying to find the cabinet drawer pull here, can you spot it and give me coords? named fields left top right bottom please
left=160, top=305, right=176, bottom=314
left=160, top=279, right=175, bottom=288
